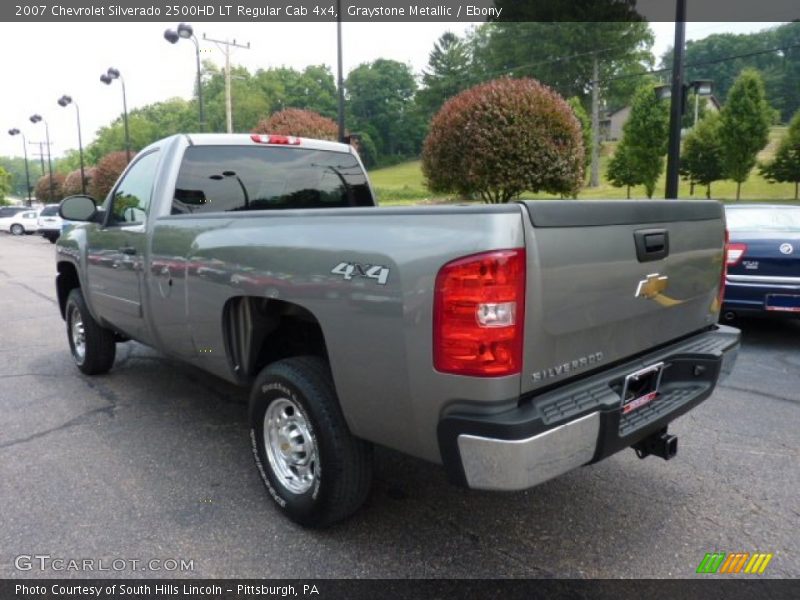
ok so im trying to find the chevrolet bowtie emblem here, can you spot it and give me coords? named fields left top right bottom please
left=635, top=273, right=669, bottom=299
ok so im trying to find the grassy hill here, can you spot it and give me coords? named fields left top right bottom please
left=368, top=126, right=798, bottom=206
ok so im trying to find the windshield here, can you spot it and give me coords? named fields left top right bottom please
left=725, top=207, right=800, bottom=232
left=40, top=205, right=60, bottom=216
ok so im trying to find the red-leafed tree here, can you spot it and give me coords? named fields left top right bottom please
left=252, top=108, right=339, bottom=141
left=34, top=173, right=66, bottom=203
left=422, top=77, right=584, bottom=203
left=62, top=168, right=95, bottom=197
left=90, top=151, right=133, bottom=201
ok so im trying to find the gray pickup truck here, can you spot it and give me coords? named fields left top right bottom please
left=55, top=133, right=740, bottom=526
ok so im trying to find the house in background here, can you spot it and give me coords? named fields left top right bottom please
left=600, top=95, right=722, bottom=141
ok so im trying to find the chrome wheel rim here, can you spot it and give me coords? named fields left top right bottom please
left=263, top=397, right=317, bottom=494
left=70, top=309, right=86, bottom=363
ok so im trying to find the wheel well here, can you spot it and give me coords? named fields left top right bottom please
left=223, top=296, right=328, bottom=379
left=56, top=262, right=81, bottom=319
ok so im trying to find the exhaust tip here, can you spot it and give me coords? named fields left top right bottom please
left=723, top=311, right=736, bottom=322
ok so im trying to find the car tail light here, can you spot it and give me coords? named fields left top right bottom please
left=250, top=134, right=301, bottom=145
left=433, top=249, right=526, bottom=377
left=726, top=241, right=747, bottom=266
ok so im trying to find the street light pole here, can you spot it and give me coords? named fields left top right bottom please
left=101, top=68, right=131, bottom=162
left=665, top=0, right=687, bottom=200
left=29, top=115, right=54, bottom=202
left=336, top=0, right=346, bottom=143
left=57, top=95, right=87, bottom=194
left=165, top=23, right=206, bottom=131
left=7, top=129, right=32, bottom=206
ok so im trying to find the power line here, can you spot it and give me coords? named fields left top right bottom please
left=597, top=42, right=800, bottom=84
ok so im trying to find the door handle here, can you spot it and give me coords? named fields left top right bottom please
left=634, top=229, right=669, bottom=262
left=119, top=246, right=137, bottom=256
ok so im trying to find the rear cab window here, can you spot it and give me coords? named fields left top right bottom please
left=171, top=146, right=373, bottom=215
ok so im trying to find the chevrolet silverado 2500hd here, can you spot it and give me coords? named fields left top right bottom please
left=55, top=133, right=740, bottom=526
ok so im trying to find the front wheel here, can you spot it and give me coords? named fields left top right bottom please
left=250, top=356, right=373, bottom=527
left=10, top=224, right=24, bottom=235
left=65, top=288, right=116, bottom=375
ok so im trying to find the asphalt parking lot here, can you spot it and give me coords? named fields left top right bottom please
left=1, top=232, right=798, bottom=579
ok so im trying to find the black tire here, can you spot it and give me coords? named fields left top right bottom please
left=47, top=235, right=58, bottom=244
left=10, top=224, right=24, bottom=236
left=250, top=356, right=373, bottom=527
left=65, top=288, right=116, bottom=375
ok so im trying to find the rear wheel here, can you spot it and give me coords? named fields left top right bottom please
left=250, top=356, right=373, bottom=527
left=10, top=224, right=24, bottom=235
left=65, top=288, right=116, bottom=375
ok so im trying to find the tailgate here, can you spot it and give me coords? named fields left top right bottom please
left=519, top=200, right=725, bottom=394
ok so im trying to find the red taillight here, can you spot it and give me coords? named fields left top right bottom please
left=726, top=241, right=747, bottom=266
left=433, top=249, right=526, bottom=377
left=250, top=134, right=301, bottom=145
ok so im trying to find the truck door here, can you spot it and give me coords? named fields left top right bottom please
left=85, top=150, right=161, bottom=342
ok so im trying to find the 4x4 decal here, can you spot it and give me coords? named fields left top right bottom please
left=331, top=262, right=390, bottom=285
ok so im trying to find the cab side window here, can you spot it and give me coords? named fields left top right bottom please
left=107, top=151, right=161, bottom=226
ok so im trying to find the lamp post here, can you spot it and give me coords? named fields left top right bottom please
left=664, top=0, right=687, bottom=200
left=7, top=129, right=32, bottom=206
left=57, top=95, right=86, bottom=195
left=164, top=23, right=205, bottom=131
left=29, top=114, right=54, bottom=203
left=100, top=68, right=131, bottom=162
left=656, top=78, right=714, bottom=196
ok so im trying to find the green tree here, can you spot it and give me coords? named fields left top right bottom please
left=0, top=166, right=11, bottom=203
left=469, top=21, right=654, bottom=109
left=567, top=97, right=592, bottom=172
left=614, top=84, right=669, bottom=198
left=417, top=32, right=472, bottom=120
left=606, top=141, right=640, bottom=199
left=760, top=109, right=800, bottom=200
left=346, top=59, right=423, bottom=159
left=0, top=156, right=34, bottom=198
left=86, top=98, right=197, bottom=163
left=422, top=77, right=584, bottom=203
left=719, top=69, right=772, bottom=200
left=680, top=112, right=725, bottom=199
left=662, top=22, right=800, bottom=122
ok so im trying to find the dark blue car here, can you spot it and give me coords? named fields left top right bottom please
left=723, top=204, right=800, bottom=320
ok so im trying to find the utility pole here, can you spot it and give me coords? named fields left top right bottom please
left=336, top=0, right=346, bottom=143
left=28, top=141, right=48, bottom=176
left=665, top=0, right=687, bottom=199
left=204, top=33, right=250, bottom=133
left=590, top=57, right=600, bottom=188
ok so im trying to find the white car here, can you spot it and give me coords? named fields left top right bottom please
left=37, top=204, right=63, bottom=243
left=0, top=209, right=39, bottom=235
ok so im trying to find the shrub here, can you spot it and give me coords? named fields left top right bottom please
left=62, top=168, right=95, bottom=197
left=252, top=108, right=339, bottom=141
left=91, top=152, right=132, bottom=201
left=422, top=77, right=584, bottom=203
left=34, top=172, right=66, bottom=203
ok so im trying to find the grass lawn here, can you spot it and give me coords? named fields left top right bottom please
left=368, top=126, right=798, bottom=206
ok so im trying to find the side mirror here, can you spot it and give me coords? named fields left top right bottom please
left=59, top=195, right=98, bottom=222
